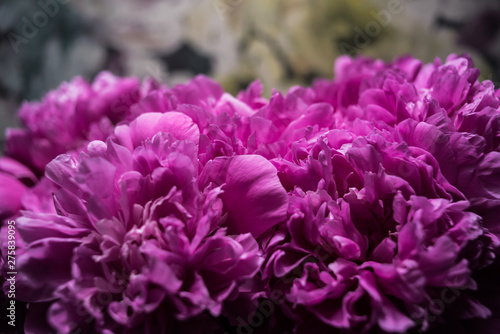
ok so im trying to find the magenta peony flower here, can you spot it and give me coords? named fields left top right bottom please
left=1, top=53, right=500, bottom=333
left=259, top=54, right=500, bottom=333
left=4, top=72, right=142, bottom=174
left=15, top=134, right=284, bottom=333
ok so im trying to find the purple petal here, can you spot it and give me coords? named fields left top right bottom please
left=0, top=171, right=27, bottom=217
left=120, top=112, right=200, bottom=149
left=204, top=155, right=288, bottom=237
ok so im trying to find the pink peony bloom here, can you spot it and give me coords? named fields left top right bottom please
left=1, top=53, right=500, bottom=333
left=5, top=72, right=141, bottom=174
left=15, top=135, right=274, bottom=333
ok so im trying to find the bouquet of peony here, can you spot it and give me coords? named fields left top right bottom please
left=1, top=54, right=499, bottom=334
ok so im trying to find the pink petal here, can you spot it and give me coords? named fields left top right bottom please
left=121, top=112, right=200, bottom=149
left=0, top=171, right=27, bottom=216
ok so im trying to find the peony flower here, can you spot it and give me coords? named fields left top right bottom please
left=14, top=133, right=288, bottom=333
left=4, top=72, right=142, bottom=175
left=1, top=53, right=500, bottom=333
left=256, top=54, right=500, bottom=333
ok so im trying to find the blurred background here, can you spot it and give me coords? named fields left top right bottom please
left=1, top=0, right=500, bottom=150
